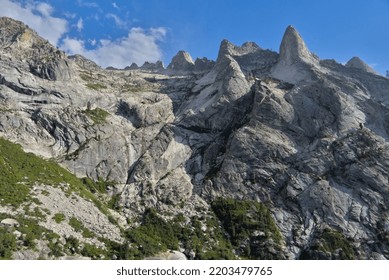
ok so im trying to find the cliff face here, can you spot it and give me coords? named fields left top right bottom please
left=1, top=17, right=389, bottom=260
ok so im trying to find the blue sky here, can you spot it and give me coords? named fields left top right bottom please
left=1, top=0, right=389, bottom=74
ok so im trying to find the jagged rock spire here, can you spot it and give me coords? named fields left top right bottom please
left=271, top=25, right=318, bottom=83
left=279, top=25, right=316, bottom=65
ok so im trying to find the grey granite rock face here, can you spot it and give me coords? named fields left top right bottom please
left=1, top=17, right=389, bottom=259
left=271, top=25, right=319, bottom=83
left=194, top=57, right=215, bottom=72
left=0, top=17, right=73, bottom=81
left=167, top=50, right=195, bottom=72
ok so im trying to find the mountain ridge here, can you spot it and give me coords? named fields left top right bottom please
left=1, top=16, right=389, bottom=260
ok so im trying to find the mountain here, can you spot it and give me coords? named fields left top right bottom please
left=1, top=17, right=389, bottom=260
left=345, top=56, right=378, bottom=75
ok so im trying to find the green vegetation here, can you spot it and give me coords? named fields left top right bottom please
left=211, top=198, right=283, bottom=259
left=0, top=227, right=17, bottom=259
left=69, top=217, right=95, bottom=238
left=79, top=71, right=107, bottom=90
left=0, top=138, right=84, bottom=207
left=16, top=215, right=50, bottom=249
left=79, top=73, right=93, bottom=82
left=84, top=108, right=109, bottom=124
left=124, top=208, right=235, bottom=260
left=0, top=137, right=114, bottom=214
left=122, top=84, right=142, bottom=93
left=47, top=239, right=64, bottom=258
left=0, top=136, right=285, bottom=260
left=318, top=228, right=355, bottom=259
left=300, top=228, right=356, bottom=260
left=107, top=194, right=121, bottom=210
left=0, top=211, right=60, bottom=259
left=22, top=204, right=47, bottom=221
left=81, top=243, right=106, bottom=259
left=53, top=213, right=66, bottom=223
left=82, top=177, right=115, bottom=194
left=125, top=208, right=179, bottom=258
left=0, top=137, right=116, bottom=216
left=86, top=83, right=107, bottom=90
left=177, top=215, right=235, bottom=260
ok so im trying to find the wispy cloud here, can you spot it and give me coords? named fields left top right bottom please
left=61, top=27, right=168, bottom=68
left=76, top=18, right=83, bottom=32
left=0, top=0, right=68, bottom=46
left=112, top=2, right=119, bottom=10
left=106, top=13, right=129, bottom=29
left=76, top=0, right=99, bottom=8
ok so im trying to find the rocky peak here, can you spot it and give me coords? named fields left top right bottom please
left=194, top=57, right=215, bottom=72
left=271, top=25, right=319, bottom=83
left=217, top=39, right=236, bottom=60
left=140, top=61, right=164, bottom=71
left=0, top=17, right=51, bottom=53
left=279, top=25, right=317, bottom=65
left=217, top=40, right=262, bottom=62
left=240, top=41, right=261, bottom=54
left=346, top=56, right=378, bottom=74
left=0, top=17, right=71, bottom=81
left=0, top=17, right=30, bottom=47
left=68, top=54, right=101, bottom=72
left=125, top=63, right=139, bottom=70
left=168, top=50, right=195, bottom=71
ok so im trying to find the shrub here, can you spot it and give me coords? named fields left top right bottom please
left=211, top=198, right=283, bottom=259
left=125, top=208, right=179, bottom=258
left=86, top=83, right=107, bottom=90
left=84, top=108, right=109, bottom=124
left=69, top=217, right=95, bottom=238
left=319, top=229, right=355, bottom=259
left=0, top=227, right=16, bottom=259
left=81, top=243, right=107, bottom=259
left=53, top=213, right=66, bottom=223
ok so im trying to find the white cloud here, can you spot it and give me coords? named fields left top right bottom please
left=76, top=0, right=99, bottom=8
left=106, top=13, right=128, bottom=29
left=35, top=2, right=53, bottom=17
left=112, top=2, right=119, bottom=9
left=0, top=0, right=168, bottom=69
left=76, top=18, right=83, bottom=32
left=61, top=27, right=167, bottom=68
left=0, top=0, right=68, bottom=46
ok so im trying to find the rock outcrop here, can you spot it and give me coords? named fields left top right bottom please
left=346, top=56, right=378, bottom=74
left=194, top=57, right=215, bottom=72
left=0, top=17, right=73, bottom=81
left=167, top=50, right=195, bottom=72
left=1, top=17, right=389, bottom=260
left=125, top=63, right=139, bottom=70
left=140, top=61, right=164, bottom=71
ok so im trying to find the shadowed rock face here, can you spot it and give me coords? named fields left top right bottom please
left=2, top=17, right=389, bottom=260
